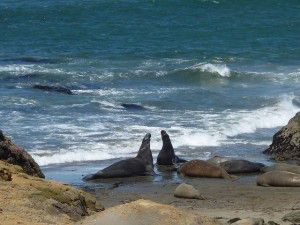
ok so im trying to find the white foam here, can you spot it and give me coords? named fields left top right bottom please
left=189, top=63, right=231, bottom=77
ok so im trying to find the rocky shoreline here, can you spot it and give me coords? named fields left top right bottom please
left=1, top=112, right=300, bottom=225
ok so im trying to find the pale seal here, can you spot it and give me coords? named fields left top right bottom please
left=261, top=163, right=300, bottom=174
left=257, top=171, right=300, bottom=187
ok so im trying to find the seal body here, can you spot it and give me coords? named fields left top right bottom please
left=157, top=130, right=186, bottom=165
left=174, top=183, right=204, bottom=199
left=261, top=163, right=300, bottom=174
left=207, top=156, right=231, bottom=165
left=178, top=160, right=231, bottom=179
left=220, top=160, right=265, bottom=174
left=83, top=133, right=153, bottom=181
left=257, top=171, right=300, bottom=187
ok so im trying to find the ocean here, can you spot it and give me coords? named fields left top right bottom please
left=1, top=0, right=299, bottom=185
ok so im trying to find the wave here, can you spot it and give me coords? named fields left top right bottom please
left=187, top=63, right=231, bottom=77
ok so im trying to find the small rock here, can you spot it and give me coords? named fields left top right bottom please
left=282, top=210, right=300, bottom=224
left=228, top=218, right=241, bottom=224
left=0, top=130, right=5, bottom=141
left=267, top=221, right=279, bottom=225
left=231, top=218, right=264, bottom=225
left=174, top=183, right=204, bottom=200
left=0, top=168, right=12, bottom=181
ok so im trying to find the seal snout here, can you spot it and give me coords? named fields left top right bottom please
left=144, top=133, right=151, bottom=141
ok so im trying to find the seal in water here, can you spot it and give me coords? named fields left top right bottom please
left=219, top=160, right=265, bottom=174
left=33, top=84, right=73, bottom=95
left=157, top=130, right=186, bottom=165
left=257, top=171, right=300, bottom=187
left=178, top=160, right=232, bottom=179
left=83, top=133, right=153, bottom=180
left=261, top=163, right=300, bottom=174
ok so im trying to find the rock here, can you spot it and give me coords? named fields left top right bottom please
left=33, top=84, right=73, bottom=95
left=0, top=130, right=45, bottom=178
left=264, top=112, right=300, bottom=160
left=228, top=218, right=241, bottom=224
left=0, top=167, right=12, bottom=181
left=231, top=218, right=264, bottom=225
left=266, top=221, right=279, bottom=225
left=282, top=211, right=300, bottom=224
left=174, top=183, right=204, bottom=200
left=0, top=160, right=104, bottom=224
left=77, top=199, right=219, bottom=225
left=121, top=103, right=146, bottom=110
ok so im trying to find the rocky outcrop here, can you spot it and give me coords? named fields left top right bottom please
left=0, top=160, right=104, bottom=225
left=0, top=130, right=45, bottom=178
left=77, top=199, right=218, bottom=225
left=264, top=112, right=300, bottom=160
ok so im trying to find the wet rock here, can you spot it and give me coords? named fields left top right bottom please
left=266, top=221, right=279, bottom=225
left=228, top=218, right=241, bottom=224
left=174, top=183, right=204, bottom=200
left=0, top=130, right=45, bottom=178
left=282, top=211, right=300, bottom=224
left=264, top=112, right=300, bottom=160
left=231, top=218, right=264, bottom=225
left=33, top=84, right=73, bottom=95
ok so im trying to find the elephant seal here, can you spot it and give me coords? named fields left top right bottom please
left=121, top=103, right=146, bottom=110
left=83, top=133, right=153, bottom=181
left=178, top=160, right=232, bottom=179
left=157, top=130, right=186, bottom=165
left=174, top=183, right=204, bottom=200
left=261, top=163, right=300, bottom=174
left=257, top=171, right=300, bottom=187
left=220, top=160, right=265, bottom=174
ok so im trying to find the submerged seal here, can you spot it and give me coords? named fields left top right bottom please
left=157, top=130, right=186, bottom=166
left=261, top=163, right=300, bottom=174
left=33, top=84, right=73, bottom=95
left=257, top=171, right=300, bottom=187
left=178, top=160, right=232, bottom=179
left=220, top=160, right=265, bottom=174
left=83, top=133, right=153, bottom=180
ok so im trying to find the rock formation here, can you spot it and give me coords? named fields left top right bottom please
left=264, top=112, right=300, bottom=160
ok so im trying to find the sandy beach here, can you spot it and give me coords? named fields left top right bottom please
left=82, top=171, right=300, bottom=224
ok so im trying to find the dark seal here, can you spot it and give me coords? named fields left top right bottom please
left=219, top=160, right=265, bottom=174
left=33, top=84, right=73, bottom=95
left=157, top=130, right=186, bottom=166
left=83, top=133, right=153, bottom=180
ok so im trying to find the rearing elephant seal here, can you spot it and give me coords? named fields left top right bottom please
left=257, top=171, right=300, bottom=187
left=83, top=133, right=153, bottom=181
left=178, top=160, right=232, bottom=179
left=157, top=130, right=186, bottom=165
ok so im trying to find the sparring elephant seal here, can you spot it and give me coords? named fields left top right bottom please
left=257, top=171, right=300, bottom=187
left=261, top=163, right=300, bottom=174
left=157, top=130, right=186, bottom=165
left=220, top=160, right=265, bottom=174
left=178, top=160, right=232, bottom=179
left=83, top=133, right=153, bottom=180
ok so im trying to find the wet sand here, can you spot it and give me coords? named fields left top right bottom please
left=82, top=171, right=300, bottom=224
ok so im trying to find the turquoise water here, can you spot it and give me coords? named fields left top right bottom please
left=1, top=0, right=299, bottom=183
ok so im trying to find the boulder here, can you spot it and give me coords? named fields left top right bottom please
left=0, top=130, right=45, bottom=178
left=77, top=199, right=219, bottom=225
left=174, top=183, right=204, bottom=200
left=264, top=112, right=300, bottom=160
left=231, top=218, right=264, bottom=225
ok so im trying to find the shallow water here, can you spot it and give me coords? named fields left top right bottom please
left=0, top=0, right=299, bottom=183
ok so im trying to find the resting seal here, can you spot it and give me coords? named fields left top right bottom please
left=83, top=133, right=153, bottom=180
left=178, top=160, right=232, bottom=179
left=157, top=130, right=186, bottom=165
left=220, top=160, right=265, bottom=174
left=261, top=163, right=300, bottom=174
left=207, top=156, right=231, bottom=165
left=257, top=171, right=300, bottom=187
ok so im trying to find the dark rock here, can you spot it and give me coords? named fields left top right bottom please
left=267, top=221, right=279, bottom=225
left=33, top=84, right=73, bottom=95
left=228, top=218, right=241, bottom=224
left=282, top=211, right=300, bottom=224
left=264, top=112, right=300, bottom=160
left=0, top=130, right=44, bottom=178
left=121, top=103, right=146, bottom=110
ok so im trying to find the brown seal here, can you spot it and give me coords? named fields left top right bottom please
left=257, top=171, right=300, bottom=187
left=178, top=160, right=232, bottom=179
